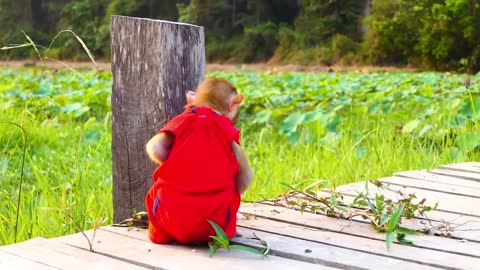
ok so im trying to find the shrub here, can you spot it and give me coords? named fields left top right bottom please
left=240, top=22, right=279, bottom=62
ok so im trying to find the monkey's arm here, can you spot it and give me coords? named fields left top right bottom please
left=231, top=141, right=254, bottom=195
left=146, top=132, right=174, bottom=164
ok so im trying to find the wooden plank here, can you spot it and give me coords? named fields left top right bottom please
left=239, top=203, right=480, bottom=257
left=440, top=162, right=480, bottom=174
left=0, top=249, right=53, bottom=269
left=103, top=226, right=438, bottom=270
left=395, top=170, right=480, bottom=189
left=110, top=16, right=206, bottom=222
left=340, top=181, right=480, bottom=217
left=379, top=175, right=480, bottom=198
left=57, top=227, right=333, bottom=270
left=235, top=227, right=441, bottom=270
left=430, top=168, right=480, bottom=182
left=0, top=237, right=148, bottom=270
left=338, top=181, right=480, bottom=236
left=259, top=197, right=480, bottom=242
left=313, top=187, right=480, bottom=241
left=237, top=215, right=480, bottom=270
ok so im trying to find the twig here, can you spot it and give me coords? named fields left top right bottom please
left=251, top=232, right=270, bottom=255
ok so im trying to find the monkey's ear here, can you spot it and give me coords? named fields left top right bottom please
left=186, top=91, right=196, bottom=104
left=230, top=94, right=243, bottom=107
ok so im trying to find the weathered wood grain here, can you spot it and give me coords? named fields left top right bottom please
left=239, top=203, right=480, bottom=257
left=103, top=226, right=436, bottom=269
left=0, top=249, right=53, bottom=270
left=312, top=186, right=480, bottom=241
left=439, top=162, right=480, bottom=174
left=336, top=181, right=480, bottom=217
left=57, top=227, right=330, bottom=270
left=110, top=16, right=205, bottom=222
left=430, top=168, right=480, bottom=182
left=237, top=216, right=480, bottom=270
left=234, top=227, right=440, bottom=270
left=379, top=176, right=480, bottom=198
left=0, top=237, right=148, bottom=269
left=395, top=170, right=480, bottom=189
left=258, top=197, right=480, bottom=242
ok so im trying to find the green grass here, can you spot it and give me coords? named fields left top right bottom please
left=1, top=108, right=112, bottom=245
left=1, top=68, right=479, bottom=246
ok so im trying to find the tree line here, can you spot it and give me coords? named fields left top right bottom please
left=1, top=0, right=480, bottom=72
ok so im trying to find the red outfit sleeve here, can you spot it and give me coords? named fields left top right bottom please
left=221, top=118, right=240, bottom=145
left=158, top=110, right=195, bottom=141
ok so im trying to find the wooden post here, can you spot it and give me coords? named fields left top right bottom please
left=110, top=16, right=205, bottom=223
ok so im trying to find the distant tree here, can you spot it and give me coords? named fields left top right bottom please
left=417, top=0, right=480, bottom=71
left=363, top=0, right=426, bottom=65
left=295, top=0, right=364, bottom=46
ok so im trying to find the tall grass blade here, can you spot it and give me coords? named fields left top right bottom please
left=47, top=30, right=96, bottom=66
left=21, top=30, right=44, bottom=67
left=0, top=122, right=28, bottom=243
left=0, top=43, right=32, bottom=50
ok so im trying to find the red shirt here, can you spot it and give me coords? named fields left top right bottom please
left=151, top=106, right=241, bottom=242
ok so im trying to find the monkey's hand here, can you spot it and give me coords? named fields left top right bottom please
left=231, top=141, right=254, bottom=195
left=146, top=132, right=173, bottom=165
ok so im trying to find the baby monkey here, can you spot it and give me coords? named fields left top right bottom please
left=145, top=78, right=253, bottom=244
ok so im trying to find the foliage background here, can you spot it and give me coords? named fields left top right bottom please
left=2, top=0, right=480, bottom=72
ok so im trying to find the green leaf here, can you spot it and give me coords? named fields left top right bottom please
left=207, top=220, right=229, bottom=248
left=379, top=214, right=391, bottom=226
left=366, top=199, right=378, bottom=215
left=303, top=110, right=323, bottom=123
left=356, top=146, right=366, bottom=159
left=0, top=158, right=8, bottom=173
left=279, top=182, right=297, bottom=191
left=386, top=231, right=396, bottom=250
left=455, top=133, right=480, bottom=152
left=397, top=238, right=415, bottom=247
left=73, top=106, right=90, bottom=118
left=208, top=241, right=219, bottom=257
left=84, top=130, right=101, bottom=145
left=418, top=124, right=432, bottom=137
left=286, top=130, right=301, bottom=145
left=402, top=120, right=420, bottom=133
left=253, top=110, right=272, bottom=124
left=330, top=194, right=337, bottom=205
left=230, top=245, right=266, bottom=256
left=303, top=179, right=327, bottom=191
left=396, top=226, right=420, bottom=236
left=460, top=98, right=480, bottom=120
left=300, top=202, right=308, bottom=213
left=280, top=112, right=304, bottom=134
left=209, top=236, right=229, bottom=249
left=388, top=204, right=405, bottom=232
left=62, top=103, right=83, bottom=113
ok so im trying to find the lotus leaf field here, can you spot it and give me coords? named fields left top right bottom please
left=1, top=68, right=479, bottom=246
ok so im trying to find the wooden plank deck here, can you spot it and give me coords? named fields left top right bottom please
left=1, top=162, right=480, bottom=269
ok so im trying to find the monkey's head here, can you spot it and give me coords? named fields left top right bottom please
left=188, top=78, right=243, bottom=123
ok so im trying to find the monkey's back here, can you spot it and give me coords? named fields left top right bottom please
left=148, top=106, right=241, bottom=243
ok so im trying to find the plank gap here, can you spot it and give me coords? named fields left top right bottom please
left=229, top=238, right=365, bottom=270
left=63, top=243, right=166, bottom=270
left=239, top=210, right=480, bottom=258
left=430, top=170, right=480, bottom=182
left=379, top=180, right=480, bottom=199
left=237, top=225, right=462, bottom=270
left=254, top=201, right=480, bottom=244
left=316, top=190, right=480, bottom=219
